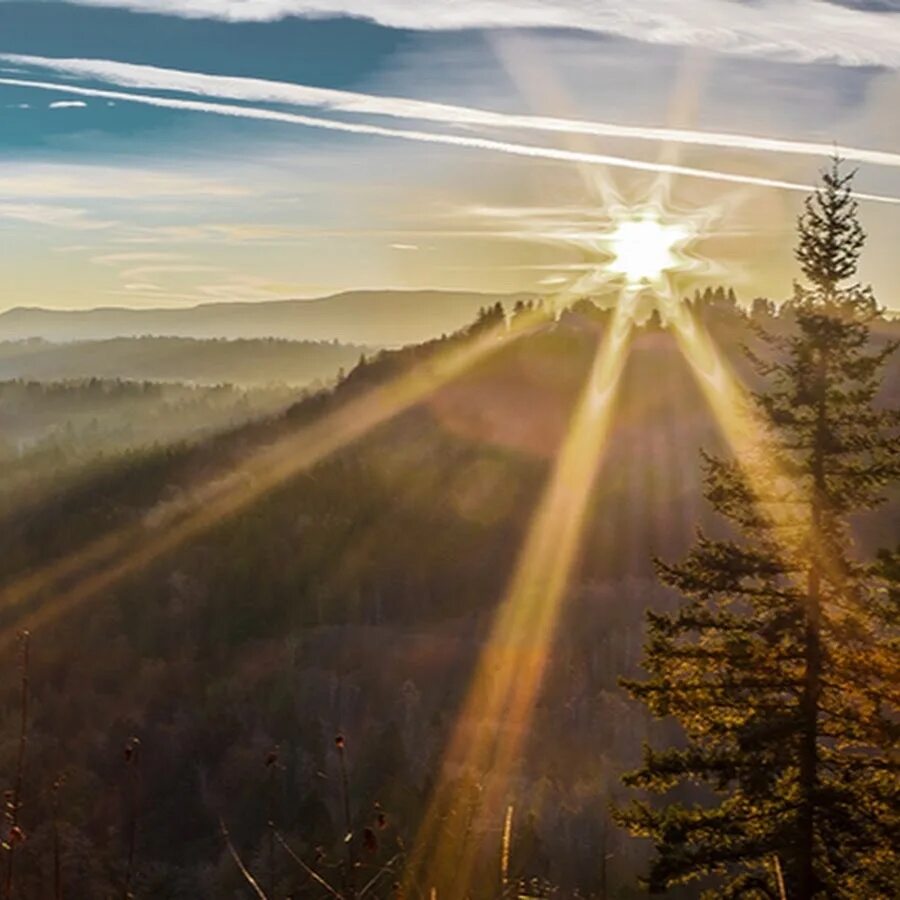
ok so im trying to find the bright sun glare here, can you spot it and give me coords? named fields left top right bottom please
left=607, top=215, right=690, bottom=285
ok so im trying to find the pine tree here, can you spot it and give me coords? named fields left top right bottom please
left=615, top=159, right=899, bottom=898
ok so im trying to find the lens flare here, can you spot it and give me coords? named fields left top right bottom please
left=403, top=302, right=633, bottom=897
left=0, top=315, right=552, bottom=648
left=607, top=216, right=691, bottom=285
left=668, top=305, right=833, bottom=573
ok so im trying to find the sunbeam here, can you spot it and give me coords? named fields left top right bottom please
left=668, top=303, right=822, bottom=563
left=402, top=299, right=634, bottom=897
left=0, top=6, right=896, bottom=897
left=0, top=315, right=551, bottom=648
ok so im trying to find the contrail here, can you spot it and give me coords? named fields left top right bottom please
left=3, top=77, right=900, bottom=204
left=5, top=54, right=900, bottom=170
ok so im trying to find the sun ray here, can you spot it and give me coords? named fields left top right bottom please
left=0, top=314, right=551, bottom=648
left=669, top=304, right=782, bottom=485
left=489, top=30, right=622, bottom=210
left=402, top=299, right=633, bottom=897
left=668, top=303, right=844, bottom=586
left=648, top=47, right=712, bottom=207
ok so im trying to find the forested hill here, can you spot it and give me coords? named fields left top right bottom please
left=0, top=378, right=298, bottom=519
left=0, top=336, right=369, bottom=386
left=0, top=296, right=897, bottom=898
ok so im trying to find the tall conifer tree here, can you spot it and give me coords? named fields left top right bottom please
left=616, top=159, right=899, bottom=898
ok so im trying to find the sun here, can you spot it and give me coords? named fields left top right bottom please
left=606, top=214, right=691, bottom=285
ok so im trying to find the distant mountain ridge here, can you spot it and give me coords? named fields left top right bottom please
left=0, top=290, right=535, bottom=346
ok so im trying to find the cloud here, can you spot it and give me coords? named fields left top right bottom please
left=45, top=0, right=900, bottom=68
left=6, top=54, right=900, bottom=170
left=0, top=161, right=249, bottom=199
left=3, top=76, right=899, bottom=204
left=197, top=278, right=305, bottom=300
left=48, top=100, right=88, bottom=109
left=91, top=251, right=188, bottom=265
left=110, top=223, right=306, bottom=245
left=0, top=202, right=114, bottom=229
left=391, top=243, right=419, bottom=250
left=120, top=264, right=224, bottom=278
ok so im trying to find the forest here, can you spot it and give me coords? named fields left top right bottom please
left=0, top=378, right=299, bottom=519
left=0, top=338, right=367, bottom=387
left=0, top=170, right=896, bottom=900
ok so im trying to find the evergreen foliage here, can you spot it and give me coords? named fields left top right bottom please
left=616, top=160, right=899, bottom=898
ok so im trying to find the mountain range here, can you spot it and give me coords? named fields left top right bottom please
left=0, top=290, right=532, bottom=346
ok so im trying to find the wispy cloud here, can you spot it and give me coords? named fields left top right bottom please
left=120, top=264, right=223, bottom=278
left=91, top=251, right=188, bottom=266
left=3, top=76, right=899, bottom=203
left=45, top=0, right=900, bottom=68
left=0, top=202, right=114, bottom=229
left=192, top=274, right=309, bottom=302
left=6, top=54, right=900, bottom=170
left=0, top=162, right=249, bottom=199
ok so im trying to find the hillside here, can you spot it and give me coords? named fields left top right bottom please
left=0, top=301, right=896, bottom=898
left=0, top=377, right=298, bottom=519
left=0, top=337, right=369, bottom=386
left=0, top=290, right=534, bottom=346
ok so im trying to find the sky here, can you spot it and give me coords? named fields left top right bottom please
left=0, top=0, right=899, bottom=312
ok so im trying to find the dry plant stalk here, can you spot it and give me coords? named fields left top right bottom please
left=52, top=775, right=64, bottom=900
left=121, top=737, right=141, bottom=900
left=3, top=631, right=30, bottom=900
left=264, top=747, right=279, bottom=899
left=500, top=804, right=514, bottom=894
left=273, top=828, right=343, bottom=899
left=772, top=855, right=788, bottom=900
left=219, top=816, right=269, bottom=900
left=335, top=734, right=356, bottom=897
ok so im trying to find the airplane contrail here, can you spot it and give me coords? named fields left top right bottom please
left=5, top=54, right=900, bottom=170
left=3, top=76, right=899, bottom=204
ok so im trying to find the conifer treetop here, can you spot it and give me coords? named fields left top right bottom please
left=795, top=156, right=866, bottom=302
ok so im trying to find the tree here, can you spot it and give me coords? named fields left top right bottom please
left=469, top=302, right=506, bottom=336
left=616, top=159, right=899, bottom=898
left=750, top=297, right=776, bottom=321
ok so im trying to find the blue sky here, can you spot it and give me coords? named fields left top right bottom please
left=0, top=0, right=898, bottom=310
